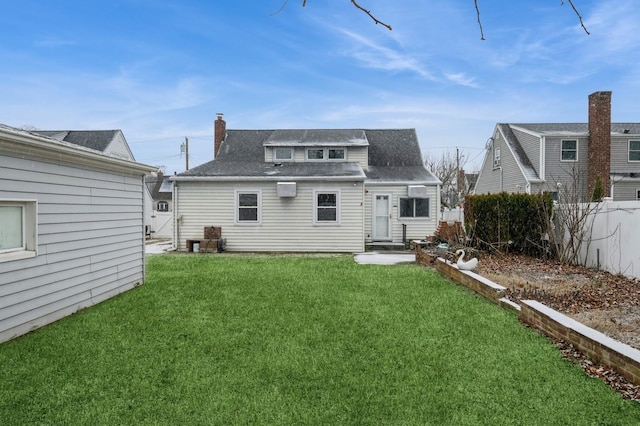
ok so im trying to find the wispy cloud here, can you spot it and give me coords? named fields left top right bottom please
left=585, top=0, right=640, bottom=54
left=33, top=37, right=78, bottom=48
left=444, top=72, right=478, bottom=88
left=337, top=29, right=437, bottom=81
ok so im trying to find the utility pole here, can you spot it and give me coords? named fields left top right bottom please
left=181, top=137, right=190, bottom=171
left=185, top=137, right=189, bottom=171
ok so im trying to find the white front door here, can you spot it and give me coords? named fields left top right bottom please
left=373, top=194, right=392, bottom=240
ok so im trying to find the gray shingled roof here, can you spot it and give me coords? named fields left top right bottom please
left=263, top=129, right=368, bottom=146
left=511, top=123, right=640, bottom=136
left=34, top=130, right=121, bottom=152
left=178, top=128, right=439, bottom=183
left=146, top=173, right=173, bottom=201
left=498, top=124, right=540, bottom=182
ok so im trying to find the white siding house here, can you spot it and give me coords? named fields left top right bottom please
left=0, top=125, right=155, bottom=343
left=171, top=119, right=441, bottom=252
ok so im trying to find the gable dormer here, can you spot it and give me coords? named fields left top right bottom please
left=262, top=129, right=370, bottom=168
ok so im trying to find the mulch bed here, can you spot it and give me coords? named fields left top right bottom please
left=473, top=252, right=640, bottom=402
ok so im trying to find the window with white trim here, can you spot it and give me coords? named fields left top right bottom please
left=561, top=139, right=578, bottom=161
left=629, top=140, right=640, bottom=162
left=314, top=191, right=340, bottom=224
left=0, top=200, right=37, bottom=262
left=493, top=146, right=501, bottom=168
left=328, top=148, right=345, bottom=160
left=235, top=190, right=261, bottom=224
left=274, top=147, right=293, bottom=161
left=157, top=201, right=169, bottom=212
left=399, top=198, right=430, bottom=218
left=306, top=148, right=346, bottom=161
left=636, top=189, right=640, bottom=200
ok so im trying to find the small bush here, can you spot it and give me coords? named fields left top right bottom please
left=464, top=192, right=553, bottom=256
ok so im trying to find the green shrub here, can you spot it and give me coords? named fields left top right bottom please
left=464, top=192, right=553, bottom=256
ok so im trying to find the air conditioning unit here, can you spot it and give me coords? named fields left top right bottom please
left=277, top=182, right=296, bottom=197
left=407, top=185, right=428, bottom=198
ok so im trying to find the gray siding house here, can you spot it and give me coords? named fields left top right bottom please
left=170, top=115, right=441, bottom=252
left=474, top=92, right=640, bottom=201
left=0, top=125, right=155, bottom=343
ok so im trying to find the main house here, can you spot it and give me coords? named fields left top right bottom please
left=170, top=115, right=441, bottom=252
left=474, top=91, right=640, bottom=201
left=0, top=124, right=155, bottom=343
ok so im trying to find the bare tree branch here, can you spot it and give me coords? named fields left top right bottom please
left=271, top=0, right=289, bottom=16
left=474, top=0, right=485, bottom=41
left=295, top=1, right=588, bottom=38
left=562, top=0, right=590, bottom=35
left=350, top=0, right=392, bottom=31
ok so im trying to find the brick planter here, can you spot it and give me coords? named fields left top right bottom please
left=418, top=254, right=640, bottom=386
left=521, top=300, right=640, bottom=385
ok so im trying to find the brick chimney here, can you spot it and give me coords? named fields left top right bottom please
left=214, top=113, right=226, bottom=159
left=587, top=91, right=611, bottom=198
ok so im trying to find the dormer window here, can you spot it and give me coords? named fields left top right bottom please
left=307, top=148, right=324, bottom=160
left=274, top=147, right=293, bottom=161
left=306, top=147, right=346, bottom=161
left=328, top=148, right=345, bottom=160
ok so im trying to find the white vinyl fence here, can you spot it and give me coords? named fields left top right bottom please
left=442, top=207, right=464, bottom=224
left=578, top=200, right=640, bottom=280
left=151, top=211, right=172, bottom=239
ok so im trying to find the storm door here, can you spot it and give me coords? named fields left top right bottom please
left=373, top=194, right=392, bottom=240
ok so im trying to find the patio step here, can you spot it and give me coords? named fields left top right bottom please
left=365, top=242, right=409, bottom=252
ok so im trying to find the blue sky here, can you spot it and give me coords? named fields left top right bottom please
left=1, top=0, right=639, bottom=174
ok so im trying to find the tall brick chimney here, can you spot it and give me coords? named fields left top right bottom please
left=214, top=113, right=226, bottom=159
left=587, top=91, right=611, bottom=199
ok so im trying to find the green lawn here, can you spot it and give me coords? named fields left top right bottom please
left=1, top=255, right=638, bottom=425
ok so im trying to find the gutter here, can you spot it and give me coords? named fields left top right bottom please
left=171, top=175, right=366, bottom=182
left=0, top=127, right=157, bottom=174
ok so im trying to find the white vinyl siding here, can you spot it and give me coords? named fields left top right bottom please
left=106, top=133, right=134, bottom=160
left=174, top=181, right=364, bottom=252
left=0, top=152, right=147, bottom=343
left=364, top=184, right=437, bottom=243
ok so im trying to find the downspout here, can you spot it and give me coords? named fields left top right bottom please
left=172, top=181, right=180, bottom=251
left=436, top=183, right=441, bottom=224
left=141, top=174, right=147, bottom=280
left=361, top=181, right=366, bottom=252
left=496, top=166, right=503, bottom=192
left=540, top=136, right=546, bottom=182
